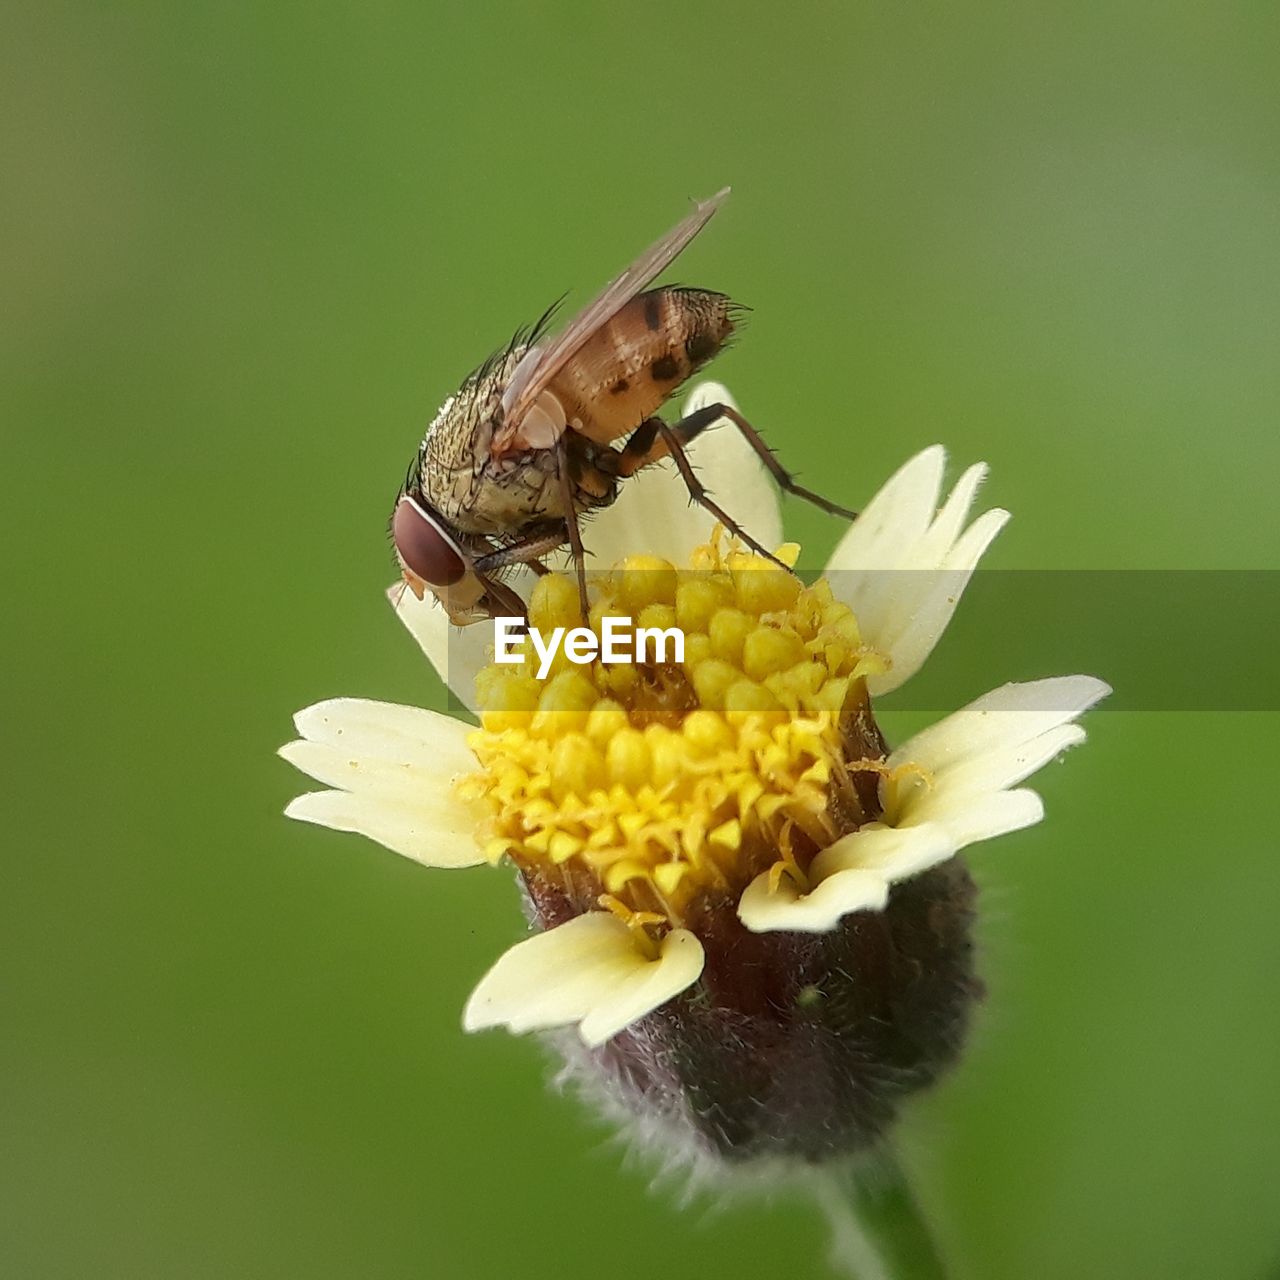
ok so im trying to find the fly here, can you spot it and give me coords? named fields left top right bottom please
left=391, top=188, right=854, bottom=625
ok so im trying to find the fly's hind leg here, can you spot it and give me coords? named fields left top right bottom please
left=620, top=402, right=858, bottom=521
left=555, top=437, right=591, bottom=621
left=623, top=418, right=793, bottom=571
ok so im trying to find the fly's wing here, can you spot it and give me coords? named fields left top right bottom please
left=492, top=187, right=730, bottom=457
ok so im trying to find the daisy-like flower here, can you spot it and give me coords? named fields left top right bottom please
left=281, top=382, right=1108, bottom=1168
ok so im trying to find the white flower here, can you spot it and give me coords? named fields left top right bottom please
left=281, top=382, right=1108, bottom=1046
left=736, top=675, right=1106, bottom=931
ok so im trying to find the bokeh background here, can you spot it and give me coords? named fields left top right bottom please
left=6, top=3, right=1279, bottom=1277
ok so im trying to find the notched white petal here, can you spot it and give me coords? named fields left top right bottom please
left=824, top=446, right=1010, bottom=696
left=825, top=445, right=947, bottom=578
left=463, top=914, right=704, bottom=1046
left=738, top=866, right=889, bottom=933
left=579, top=929, right=704, bottom=1047
left=873, top=675, right=1107, bottom=858
left=915, top=461, right=987, bottom=560
left=282, top=788, right=486, bottom=868
left=278, top=737, right=483, bottom=813
left=891, top=676, right=1111, bottom=775
left=288, top=697, right=476, bottom=777
left=904, top=722, right=1085, bottom=805
left=280, top=696, right=486, bottom=867
left=866, top=509, right=1011, bottom=697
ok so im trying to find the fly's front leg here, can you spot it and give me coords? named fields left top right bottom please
left=473, top=524, right=568, bottom=576
left=470, top=526, right=572, bottom=625
left=474, top=572, right=529, bottom=624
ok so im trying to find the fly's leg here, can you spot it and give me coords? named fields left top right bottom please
left=654, top=421, right=792, bottom=571
left=474, top=572, right=530, bottom=623
left=618, top=416, right=788, bottom=567
left=615, top=417, right=663, bottom=477
left=710, top=403, right=857, bottom=520
left=468, top=526, right=570, bottom=625
left=619, top=402, right=857, bottom=521
left=556, top=436, right=591, bottom=620
left=472, top=524, right=568, bottom=576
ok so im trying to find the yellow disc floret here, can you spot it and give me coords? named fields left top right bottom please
left=460, top=532, right=893, bottom=929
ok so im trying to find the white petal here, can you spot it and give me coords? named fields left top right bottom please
left=581, top=382, right=784, bottom=570
left=578, top=929, right=704, bottom=1046
left=290, top=697, right=476, bottom=773
left=738, top=866, right=889, bottom=933
left=462, top=913, right=704, bottom=1045
left=825, top=446, right=946, bottom=581
left=810, top=821, right=958, bottom=885
left=940, top=504, right=1009, bottom=575
left=578, top=457, right=708, bottom=569
left=823, top=447, right=1012, bottom=696
left=466, top=913, right=642, bottom=1033
left=870, top=676, right=1107, bottom=853
left=283, top=788, right=486, bottom=868
left=903, top=788, right=1046, bottom=846
left=390, top=581, right=505, bottom=715
left=749, top=675, right=1107, bottom=917
left=957, top=787, right=1045, bottom=843
left=866, top=508, right=1010, bottom=696
left=902, top=723, right=1086, bottom=810
left=889, top=676, right=1111, bottom=776
left=913, top=462, right=987, bottom=562
left=278, top=738, right=477, bottom=805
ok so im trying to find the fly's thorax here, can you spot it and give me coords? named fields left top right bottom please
left=415, top=346, right=525, bottom=527
left=550, top=288, right=737, bottom=445
left=414, top=343, right=621, bottom=537
left=449, top=438, right=620, bottom=537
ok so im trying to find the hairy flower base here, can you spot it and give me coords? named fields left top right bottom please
left=541, top=858, right=981, bottom=1165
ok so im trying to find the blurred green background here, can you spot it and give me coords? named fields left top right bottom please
left=5, top=3, right=1279, bottom=1277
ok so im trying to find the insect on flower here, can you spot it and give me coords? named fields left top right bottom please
left=391, top=188, right=855, bottom=625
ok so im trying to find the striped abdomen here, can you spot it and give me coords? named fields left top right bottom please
left=548, top=287, right=736, bottom=445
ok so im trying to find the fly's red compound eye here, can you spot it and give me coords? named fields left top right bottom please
left=392, top=497, right=467, bottom=587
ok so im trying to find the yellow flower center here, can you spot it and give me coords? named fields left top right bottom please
left=460, top=534, right=894, bottom=930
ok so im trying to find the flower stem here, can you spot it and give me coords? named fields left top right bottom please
left=811, top=1150, right=949, bottom=1280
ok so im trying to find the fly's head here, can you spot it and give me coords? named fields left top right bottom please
left=391, top=493, right=494, bottom=626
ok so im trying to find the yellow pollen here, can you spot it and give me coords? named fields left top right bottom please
left=464, top=533, right=894, bottom=928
